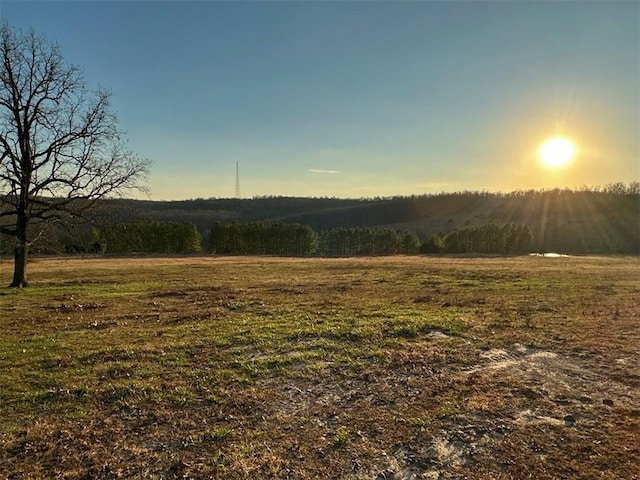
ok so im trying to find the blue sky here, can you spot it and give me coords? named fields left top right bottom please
left=2, top=1, right=638, bottom=199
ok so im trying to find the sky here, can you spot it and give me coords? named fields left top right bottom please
left=1, top=0, right=638, bottom=200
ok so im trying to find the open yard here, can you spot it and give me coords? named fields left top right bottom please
left=0, top=255, right=638, bottom=479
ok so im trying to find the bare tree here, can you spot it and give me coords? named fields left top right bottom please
left=0, top=25, right=149, bottom=287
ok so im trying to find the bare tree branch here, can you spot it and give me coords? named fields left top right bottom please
left=0, top=24, right=149, bottom=287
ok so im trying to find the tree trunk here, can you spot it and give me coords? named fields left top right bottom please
left=10, top=217, right=29, bottom=288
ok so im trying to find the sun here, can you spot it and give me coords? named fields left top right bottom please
left=538, top=137, right=575, bottom=168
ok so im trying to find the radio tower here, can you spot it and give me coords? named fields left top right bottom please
left=235, top=161, right=241, bottom=198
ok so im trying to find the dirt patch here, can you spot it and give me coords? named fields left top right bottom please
left=259, top=341, right=639, bottom=479
left=466, top=344, right=638, bottom=410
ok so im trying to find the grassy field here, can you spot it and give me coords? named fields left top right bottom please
left=0, top=255, right=638, bottom=479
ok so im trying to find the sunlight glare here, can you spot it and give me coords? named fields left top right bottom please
left=538, top=137, right=576, bottom=168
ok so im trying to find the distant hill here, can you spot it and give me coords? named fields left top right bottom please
left=2, top=185, right=638, bottom=255
left=87, top=185, right=639, bottom=254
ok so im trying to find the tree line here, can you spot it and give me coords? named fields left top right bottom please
left=209, top=222, right=421, bottom=256
left=97, top=220, right=201, bottom=254
left=80, top=220, right=424, bottom=257
left=11, top=183, right=628, bottom=256
left=422, top=224, right=533, bottom=254
left=209, top=222, right=316, bottom=256
left=99, top=221, right=527, bottom=256
left=317, top=227, right=420, bottom=256
left=3, top=184, right=639, bottom=257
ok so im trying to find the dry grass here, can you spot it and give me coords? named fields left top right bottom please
left=1, top=255, right=639, bottom=479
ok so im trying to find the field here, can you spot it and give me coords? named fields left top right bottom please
left=0, top=255, right=638, bottom=479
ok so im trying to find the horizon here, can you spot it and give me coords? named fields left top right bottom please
left=2, top=1, right=638, bottom=200
left=115, top=181, right=639, bottom=203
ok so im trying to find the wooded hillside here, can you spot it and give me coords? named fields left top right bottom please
left=1, top=184, right=638, bottom=254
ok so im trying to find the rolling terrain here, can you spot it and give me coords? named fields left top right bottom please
left=1, top=186, right=638, bottom=255
left=96, top=187, right=639, bottom=253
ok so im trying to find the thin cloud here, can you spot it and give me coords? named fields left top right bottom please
left=417, top=181, right=454, bottom=191
left=309, top=169, right=342, bottom=174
